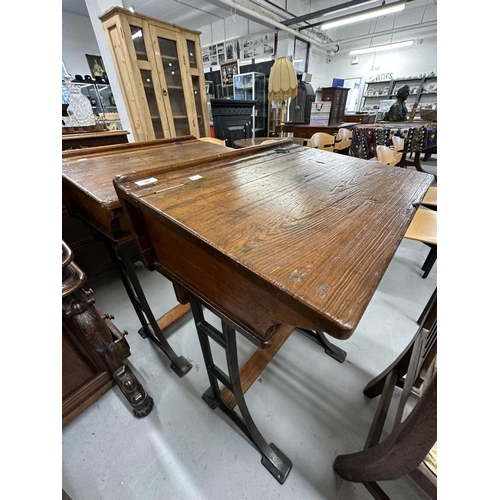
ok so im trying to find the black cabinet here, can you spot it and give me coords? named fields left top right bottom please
left=211, top=99, right=255, bottom=148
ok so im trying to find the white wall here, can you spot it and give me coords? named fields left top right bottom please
left=62, top=11, right=101, bottom=76
left=300, top=36, right=437, bottom=94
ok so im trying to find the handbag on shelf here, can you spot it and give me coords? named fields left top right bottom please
left=310, top=101, right=332, bottom=126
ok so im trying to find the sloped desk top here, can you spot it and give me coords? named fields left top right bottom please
left=114, top=141, right=433, bottom=347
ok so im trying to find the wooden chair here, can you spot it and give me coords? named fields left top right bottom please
left=334, top=294, right=437, bottom=500
left=333, top=127, right=353, bottom=154
left=404, top=208, right=437, bottom=278
left=199, top=136, right=227, bottom=146
left=421, top=185, right=437, bottom=211
left=309, top=132, right=336, bottom=152
left=376, top=145, right=402, bottom=166
left=391, top=135, right=405, bottom=156
left=376, top=148, right=437, bottom=278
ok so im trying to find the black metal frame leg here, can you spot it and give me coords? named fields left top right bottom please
left=296, top=328, right=347, bottom=363
left=105, top=239, right=192, bottom=377
left=189, top=295, right=292, bottom=484
left=421, top=245, right=437, bottom=279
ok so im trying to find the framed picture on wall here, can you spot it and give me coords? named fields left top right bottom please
left=220, top=59, right=239, bottom=87
left=86, top=54, right=106, bottom=79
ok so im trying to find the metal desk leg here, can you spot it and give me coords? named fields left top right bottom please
left=106, top=239, right=192, bottom=378
left=297, top=328, right=347, bottom=363
left=189, top=296, right=292, bottom=484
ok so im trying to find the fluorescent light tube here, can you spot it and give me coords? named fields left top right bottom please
left=349, top=40, right=414, bottom=55
left=322, top=1, right=406, bottom=30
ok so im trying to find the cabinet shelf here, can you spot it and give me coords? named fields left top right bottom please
left=359, top=74, right=437, bottom=112
left=233, top=72, right=267, bottom=138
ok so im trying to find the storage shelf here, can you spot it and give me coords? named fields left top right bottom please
left=360, top=74, right=437, bottom=112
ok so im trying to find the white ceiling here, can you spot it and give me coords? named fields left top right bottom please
left=61, top=0, right=437, bottom=53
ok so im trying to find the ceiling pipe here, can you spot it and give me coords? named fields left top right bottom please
left=210, top=0, right=330, bottom=51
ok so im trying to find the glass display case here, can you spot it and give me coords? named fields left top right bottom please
left=101, top=7, right=210, bottom=141
left=233, top=72, right=267, bottom=137
left=69, top=79, right=122, bottom=130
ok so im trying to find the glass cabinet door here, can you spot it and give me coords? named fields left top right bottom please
left=233, top=72, right=267, bottom=137
left=185, top=37, right=208, bottom=137
left=129, top=22, right=171, bottom=139
left=154, top=28, right=190, bottom=136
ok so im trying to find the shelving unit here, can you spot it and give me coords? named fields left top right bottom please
left=100, top=6, right=209, bottom=141
left=359, top=74, right=437, bottom=116
left=69, top=80, right=122, bottom=130
left=233, top=72, right=267, bottom=137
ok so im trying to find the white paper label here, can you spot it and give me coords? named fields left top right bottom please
left=189, top=175, right=203, bottom=181
left=135, top=177, right=158, bottom=186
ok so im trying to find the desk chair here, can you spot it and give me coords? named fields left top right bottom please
left=376, top=148, right=437, bottom=278
left=309, top=132, right=336, bottom=151
left=376, top=145, right=402, bottom=166
left=391, top=135, right=405, bottom=155
left=200, top=136, right=227, bottom=146
left=333, top=127, right=353, bottom=155
left=334, top=294, right=437, bottom=500
left=404, top=208, right=437, bottom=278
left=421, top=185, right=437, bottom=210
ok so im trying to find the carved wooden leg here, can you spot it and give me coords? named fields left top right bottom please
left=62, top=286, right=153, bottom=418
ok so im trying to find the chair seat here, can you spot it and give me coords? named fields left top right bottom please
left=199, top=137, right=227, bottom=146
left=421, top=186, right=437, bottom=208
left=404, top=208, right=437, bottom=246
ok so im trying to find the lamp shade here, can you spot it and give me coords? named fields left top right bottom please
left=268, top=57, right=298, bottom=101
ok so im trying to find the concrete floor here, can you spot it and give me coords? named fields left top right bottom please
left=62, top=161, right=437, bottom=500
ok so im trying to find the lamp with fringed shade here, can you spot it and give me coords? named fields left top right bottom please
left=268, top=57, right=298, bottom=136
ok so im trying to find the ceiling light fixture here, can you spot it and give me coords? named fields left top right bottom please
left=349, top=39, right=414, bottom=55
left=321, top=1, right=406, bottom=30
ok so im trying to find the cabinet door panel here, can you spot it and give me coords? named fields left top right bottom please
left=151, top=26, right=191, bottom=137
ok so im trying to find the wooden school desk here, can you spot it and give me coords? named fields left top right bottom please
left=113, top=140, right=434, bottom=483
left=62, top=136, right=231, bottom=377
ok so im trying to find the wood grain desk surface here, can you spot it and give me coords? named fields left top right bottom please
left=62, top=135, right=230, bottom=239
left=114, top=144, right=434, bottom=346
left=234, top=137, right=306, bottom=147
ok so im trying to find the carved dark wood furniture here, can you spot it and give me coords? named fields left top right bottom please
left=113, top=140, right=434, bottom=483
left=62, top=136, right=230, bottom=378
left=62, top=241, right=153, bottom=426
left=334, top=293, right=437, bottom=499
left=210, top=99, right=255, bottom=148
left=320, top=86, right=350, bottom=125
